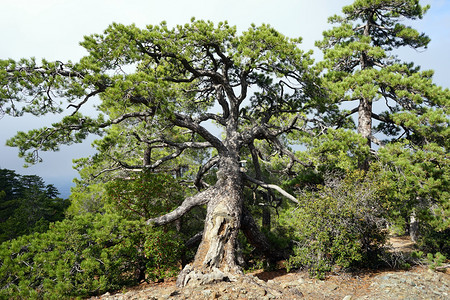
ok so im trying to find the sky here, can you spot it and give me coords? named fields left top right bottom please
left=0, top=0, right=449, bottom=198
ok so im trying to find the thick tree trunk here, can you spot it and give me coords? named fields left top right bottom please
left=176, top=157, right=244, bottom=287
left=358, top=20, right=373, bottom=170
left=358, top=97, right=372, bottom=146
left=358, top=96, right=372, bottom=170
left=410, top=210, right=419, bottom=243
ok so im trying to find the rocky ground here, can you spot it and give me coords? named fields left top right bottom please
left=90, top=237, right=449, bottom=300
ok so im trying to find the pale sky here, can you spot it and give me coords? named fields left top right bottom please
left=0, top=0, right=448, bottom=197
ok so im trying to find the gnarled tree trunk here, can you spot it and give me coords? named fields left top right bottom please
left=176, top=157, right=244, bottom=287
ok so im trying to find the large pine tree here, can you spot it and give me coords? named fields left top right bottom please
left=1, top=21, right=325, bottom=286
left=317, top=0, right=447, bottom=152
left=317, top=0, right=449, bottom=241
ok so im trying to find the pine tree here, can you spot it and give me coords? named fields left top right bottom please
left=317, top=0, right=449, bottom=243
left=1, top=20, right=324, bottom=285
left=317, top=0, right=447, bottom=152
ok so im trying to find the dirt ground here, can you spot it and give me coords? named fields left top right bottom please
left=90, top=236, right=450, bottom=300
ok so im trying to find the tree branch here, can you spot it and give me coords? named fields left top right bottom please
left=241, top=206, right=287, bottom=261
left=194, top=156, right=219, bottom=190
left=109, top=147, right=185, bottom=171
left=371, top=111, right=393, bottom=123
left=146, top=186, right=216, bottom=226
left=243, top=173, right=299, bottom=204
left=67, top=88, right=104, bottom=115
left=172, top=112, right=227, bottom=154
left=194, top=112, right=227, bottom=127
left=335, top=107, right=358, bottom=129
left=132, top=133, right=212, bottom=150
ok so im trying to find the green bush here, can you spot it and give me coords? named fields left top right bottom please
left=105, top=171, right=184, bottom=220
left=416, top=226, right=450, bottom=257
left=282, top=171, right=388, bottom=278
left=0, top=213, right=184, bottom=299
left=144, top=230, right=184, bottom=281
left=426, top=252, right=447, bottom=271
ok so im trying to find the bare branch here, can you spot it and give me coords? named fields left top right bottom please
left=194, top=156, right=219, bottom=189
left=67, top=88, right=104, bottom=115
left=335, top=107, right=359, bottom=128
left=371, top=111, right=393, bottom=123
left=172, top=112, right=227, bottom=154
left=194, top=112, right=227, bottom=126
left=132, top=133, right=212, bottom=150
left=243, top=173, right=299, bottom=204
left=109, top=147, right=185, bottom=171
left=214, top=84, right=230, bottom=120
left=146, top=186, right=217, bottom=226
left=92, top=166, right=122, bottom=178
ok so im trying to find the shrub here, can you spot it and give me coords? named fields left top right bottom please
left=105, top=171, right=184, bottom=220
left=416, top=225, right=450, bottom=257
left=144, top=230, right=184, bottom=281
left=282, top=171, right=388, bottom=278
left=0, top=213, right=183, bottom=299
left=426, top=252, right=447, bottom=271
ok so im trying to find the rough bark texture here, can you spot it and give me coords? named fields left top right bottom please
left=176, top=158, right=244, bottom=287
left=357, top=19, right=373, bottom=170
left=358, top=97, right=372, bottom=147
left=409, top=211, right=419, bottom=243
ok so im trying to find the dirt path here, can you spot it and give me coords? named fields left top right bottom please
left=388, top=235, right=416, bottom=253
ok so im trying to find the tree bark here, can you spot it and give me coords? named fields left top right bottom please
left=357, top=19, right=373, bottom=170
left=176, top=157, right=244, bottom=287
left=358, top=96, right=372, bottom=147
left=358, top=96, right=372, bottom=170
left=410, top=210, right=419, bottom=243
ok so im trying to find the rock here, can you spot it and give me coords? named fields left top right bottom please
left=297, top=278, right=305, bottom=284
left=280, top=281, right=297, bottom=288
left=328, top=283, right=339, bottom=291
left=289, top=287, right=303, bottom=297
left=342, top=296, right=352, bottom=300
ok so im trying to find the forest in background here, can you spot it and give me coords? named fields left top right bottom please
left=0, top=0, right=448, bottom=298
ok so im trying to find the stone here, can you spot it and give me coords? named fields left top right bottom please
left=289, top=288, right=303, bottom=297
left=328, top=283, right=339, bottom=291
left=280, top=281, right=297, bottom=289
left=259, top=288, right=267, bottom=296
